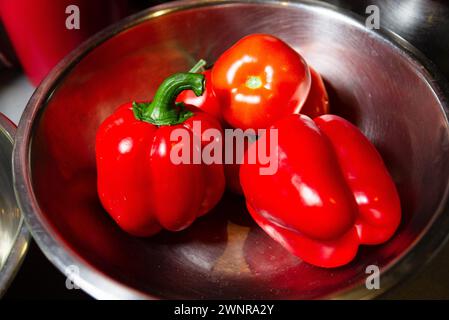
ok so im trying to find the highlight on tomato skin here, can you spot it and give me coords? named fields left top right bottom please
left=211, top=33, right=311, bottom=131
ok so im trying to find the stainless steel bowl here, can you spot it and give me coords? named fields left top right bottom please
left=13, top=0, right=449, bottom=299
left=0, top=113, right=29, bottom=297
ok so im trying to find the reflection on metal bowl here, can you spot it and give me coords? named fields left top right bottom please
left=0, top=113, right=29, bottom=297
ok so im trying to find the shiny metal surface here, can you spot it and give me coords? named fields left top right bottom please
left=0, top=113, right=29, bottom=297
left=324, top=0, right=449, bottom=79
left=13, top=0, right=449, bottom=299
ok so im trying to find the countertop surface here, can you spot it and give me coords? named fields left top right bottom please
left=2, top=0, right=449, bottom=299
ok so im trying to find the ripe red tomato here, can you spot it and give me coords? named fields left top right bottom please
left=211, top=34, right=311, bottom=130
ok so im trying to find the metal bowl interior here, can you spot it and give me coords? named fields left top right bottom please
left=13, top=0, right=449, bottom=299
left=0, top=114, right=29, bottom=297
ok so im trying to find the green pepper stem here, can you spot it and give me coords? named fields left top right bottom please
left=133, top=72, right=205, bottom=126
left=189, top=59, right=207, bottom=73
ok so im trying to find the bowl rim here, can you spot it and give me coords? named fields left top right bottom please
left=12, top=0, right=449, bottom=300
left=0, top=113, right=30, bottom=297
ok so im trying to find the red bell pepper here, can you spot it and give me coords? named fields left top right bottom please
left=211, top=34, right=311, bottom=130
left=96, top=73, right=225, bottom=237
left=240, top=114, right=401, bottom=268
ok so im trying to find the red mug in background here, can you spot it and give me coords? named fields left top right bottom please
left=0, top=0, right=128, bottom=85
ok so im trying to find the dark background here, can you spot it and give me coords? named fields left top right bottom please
left=4, top=0, right=449, bottom=299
